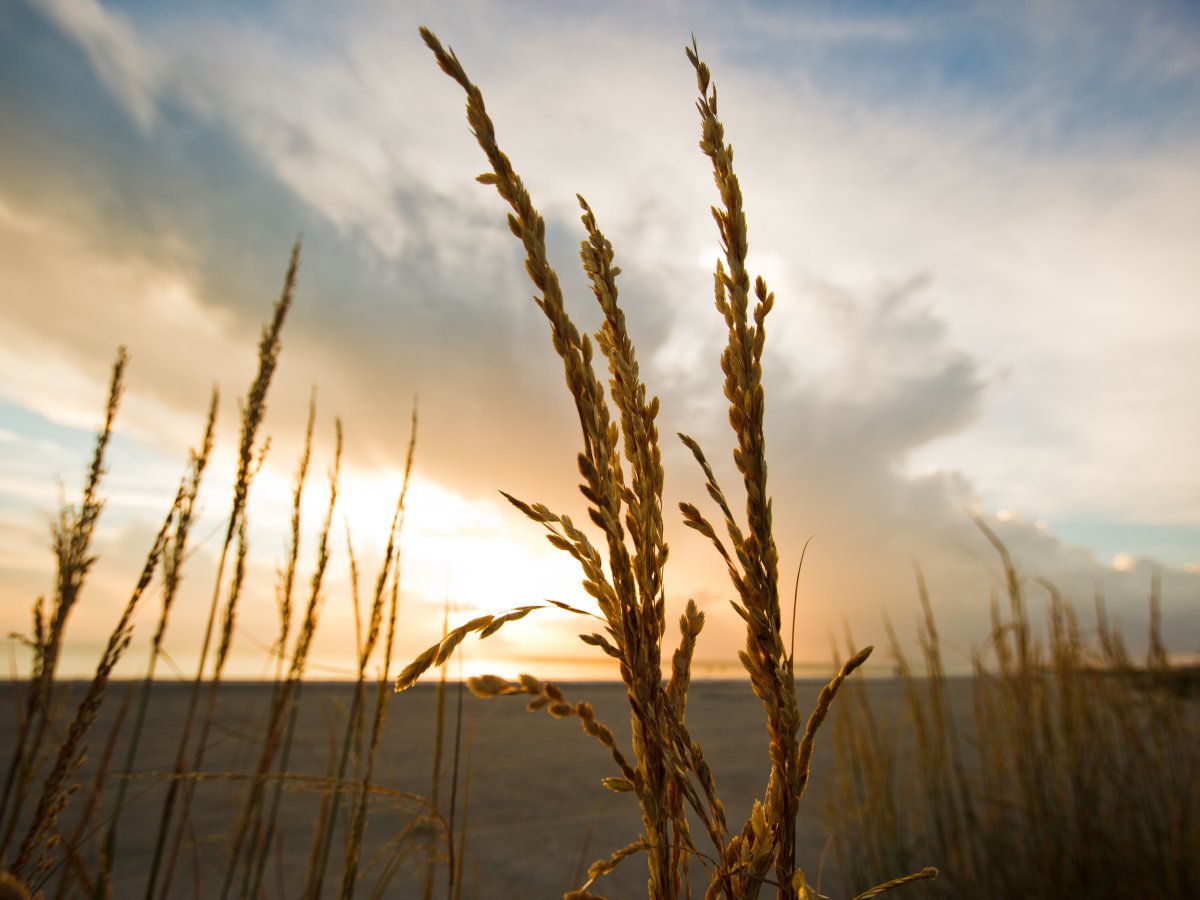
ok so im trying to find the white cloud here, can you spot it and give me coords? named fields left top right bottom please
left=10, top=0, right=1200, bottom=673
left=29, top=0, right=160, bottom=129
left=0, top=190, right=250, bottom=449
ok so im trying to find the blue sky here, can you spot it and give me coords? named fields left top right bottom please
left=1, top=0, right=1197, bottom=679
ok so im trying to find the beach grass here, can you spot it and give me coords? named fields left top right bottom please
left=0, top=247, right=426, bottom=900
left=394, top=29, right=933, bottom=900
left=826, top=517, right=1199, bottom=899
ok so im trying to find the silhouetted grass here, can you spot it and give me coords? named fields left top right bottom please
left=396, top=29, right=933, bottom=900
left=827, top=517, right=1199, bottom=899
left=0, top=249, right=426, bottom=900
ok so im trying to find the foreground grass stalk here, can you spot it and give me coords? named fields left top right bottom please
left=95, top=389, right=218, bottom=900
left=421, top=605, right=450, bottom=900
left=217, top=399, right=322, bottom=900
left=402, top=28, right=901, bottom=900
left=677, top=37, right=799, bottom=895
left=274, top=423, right=341, bottom=900
left=0, top=350, right=126, bottom=864
left=415, top=27, right=681, bottom=895
left=338, top=412, right=417, bottom=899
left=145, top=243, right=299, bottom=900
left=241, top=399, right=328, bottom=898
left=13, top=479, right=178, bottom=889
left=59, top=678, right=132, bottom=900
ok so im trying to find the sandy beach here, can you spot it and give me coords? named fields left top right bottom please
left=1, top=677, right=973, bottom=898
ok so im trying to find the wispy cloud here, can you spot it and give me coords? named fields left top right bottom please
left=29, top=0, right=160, bottom=129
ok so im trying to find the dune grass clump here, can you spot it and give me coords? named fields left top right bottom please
left=0, top=249, right=431, bottom=900
left=827, top=517, right=1199, bottom=899
left=396, top=29, right=935, bottom=900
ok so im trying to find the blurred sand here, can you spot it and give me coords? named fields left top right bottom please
left=0, top=678, right=974, bottom=898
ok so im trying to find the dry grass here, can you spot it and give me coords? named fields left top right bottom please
left=0, top=349, right=128, bottom=871
left=827, top=517, right=1199, bottom=898
left=396, top=29, right=932, bottom=900
left=146, top=240, right=303, bottom=900
left=0, top=248, right=427, bottom=899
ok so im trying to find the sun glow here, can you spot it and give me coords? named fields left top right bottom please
left=1112, top=552, right=1136, bottom=572
left=339, top=468, right=594, bottom=619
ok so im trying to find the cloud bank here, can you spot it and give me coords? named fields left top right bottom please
left=1, top=0, right=1196, bottom=676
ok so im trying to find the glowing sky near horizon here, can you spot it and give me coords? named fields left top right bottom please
left=0, top=0, right=1197, bottom=680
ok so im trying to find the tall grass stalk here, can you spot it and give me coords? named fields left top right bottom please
left=337, top=409, right=418, bottom=899
left=270, top=415, right=340, bottom=900
left=145, top=241, right=299, bottom=900
left=241, top=394, right=322, bottom=898
left=95, top=388, right=218, bottom=899
left=13, top=460, right=178, bottom=889
left=0, top=349, right=127, bottom=865
left=216, top=400, right=332, bottom=900
left=299, top=418, right=409, bottom=899
left=421, top=607, right=450, bottom=900
left=448, top=713, right=471, bottom=900
left=398, top=28, right=932, bottom=900
left=57, top=679, right=132, bottom=900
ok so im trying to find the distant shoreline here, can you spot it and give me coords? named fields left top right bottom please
left=7, top=665, right=1196, bottom=694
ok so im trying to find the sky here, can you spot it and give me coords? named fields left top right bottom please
left=1, top=0, right=1197, bottom=681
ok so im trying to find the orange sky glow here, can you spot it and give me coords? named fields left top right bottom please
left=2, top=1, right=1198, bottom=683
